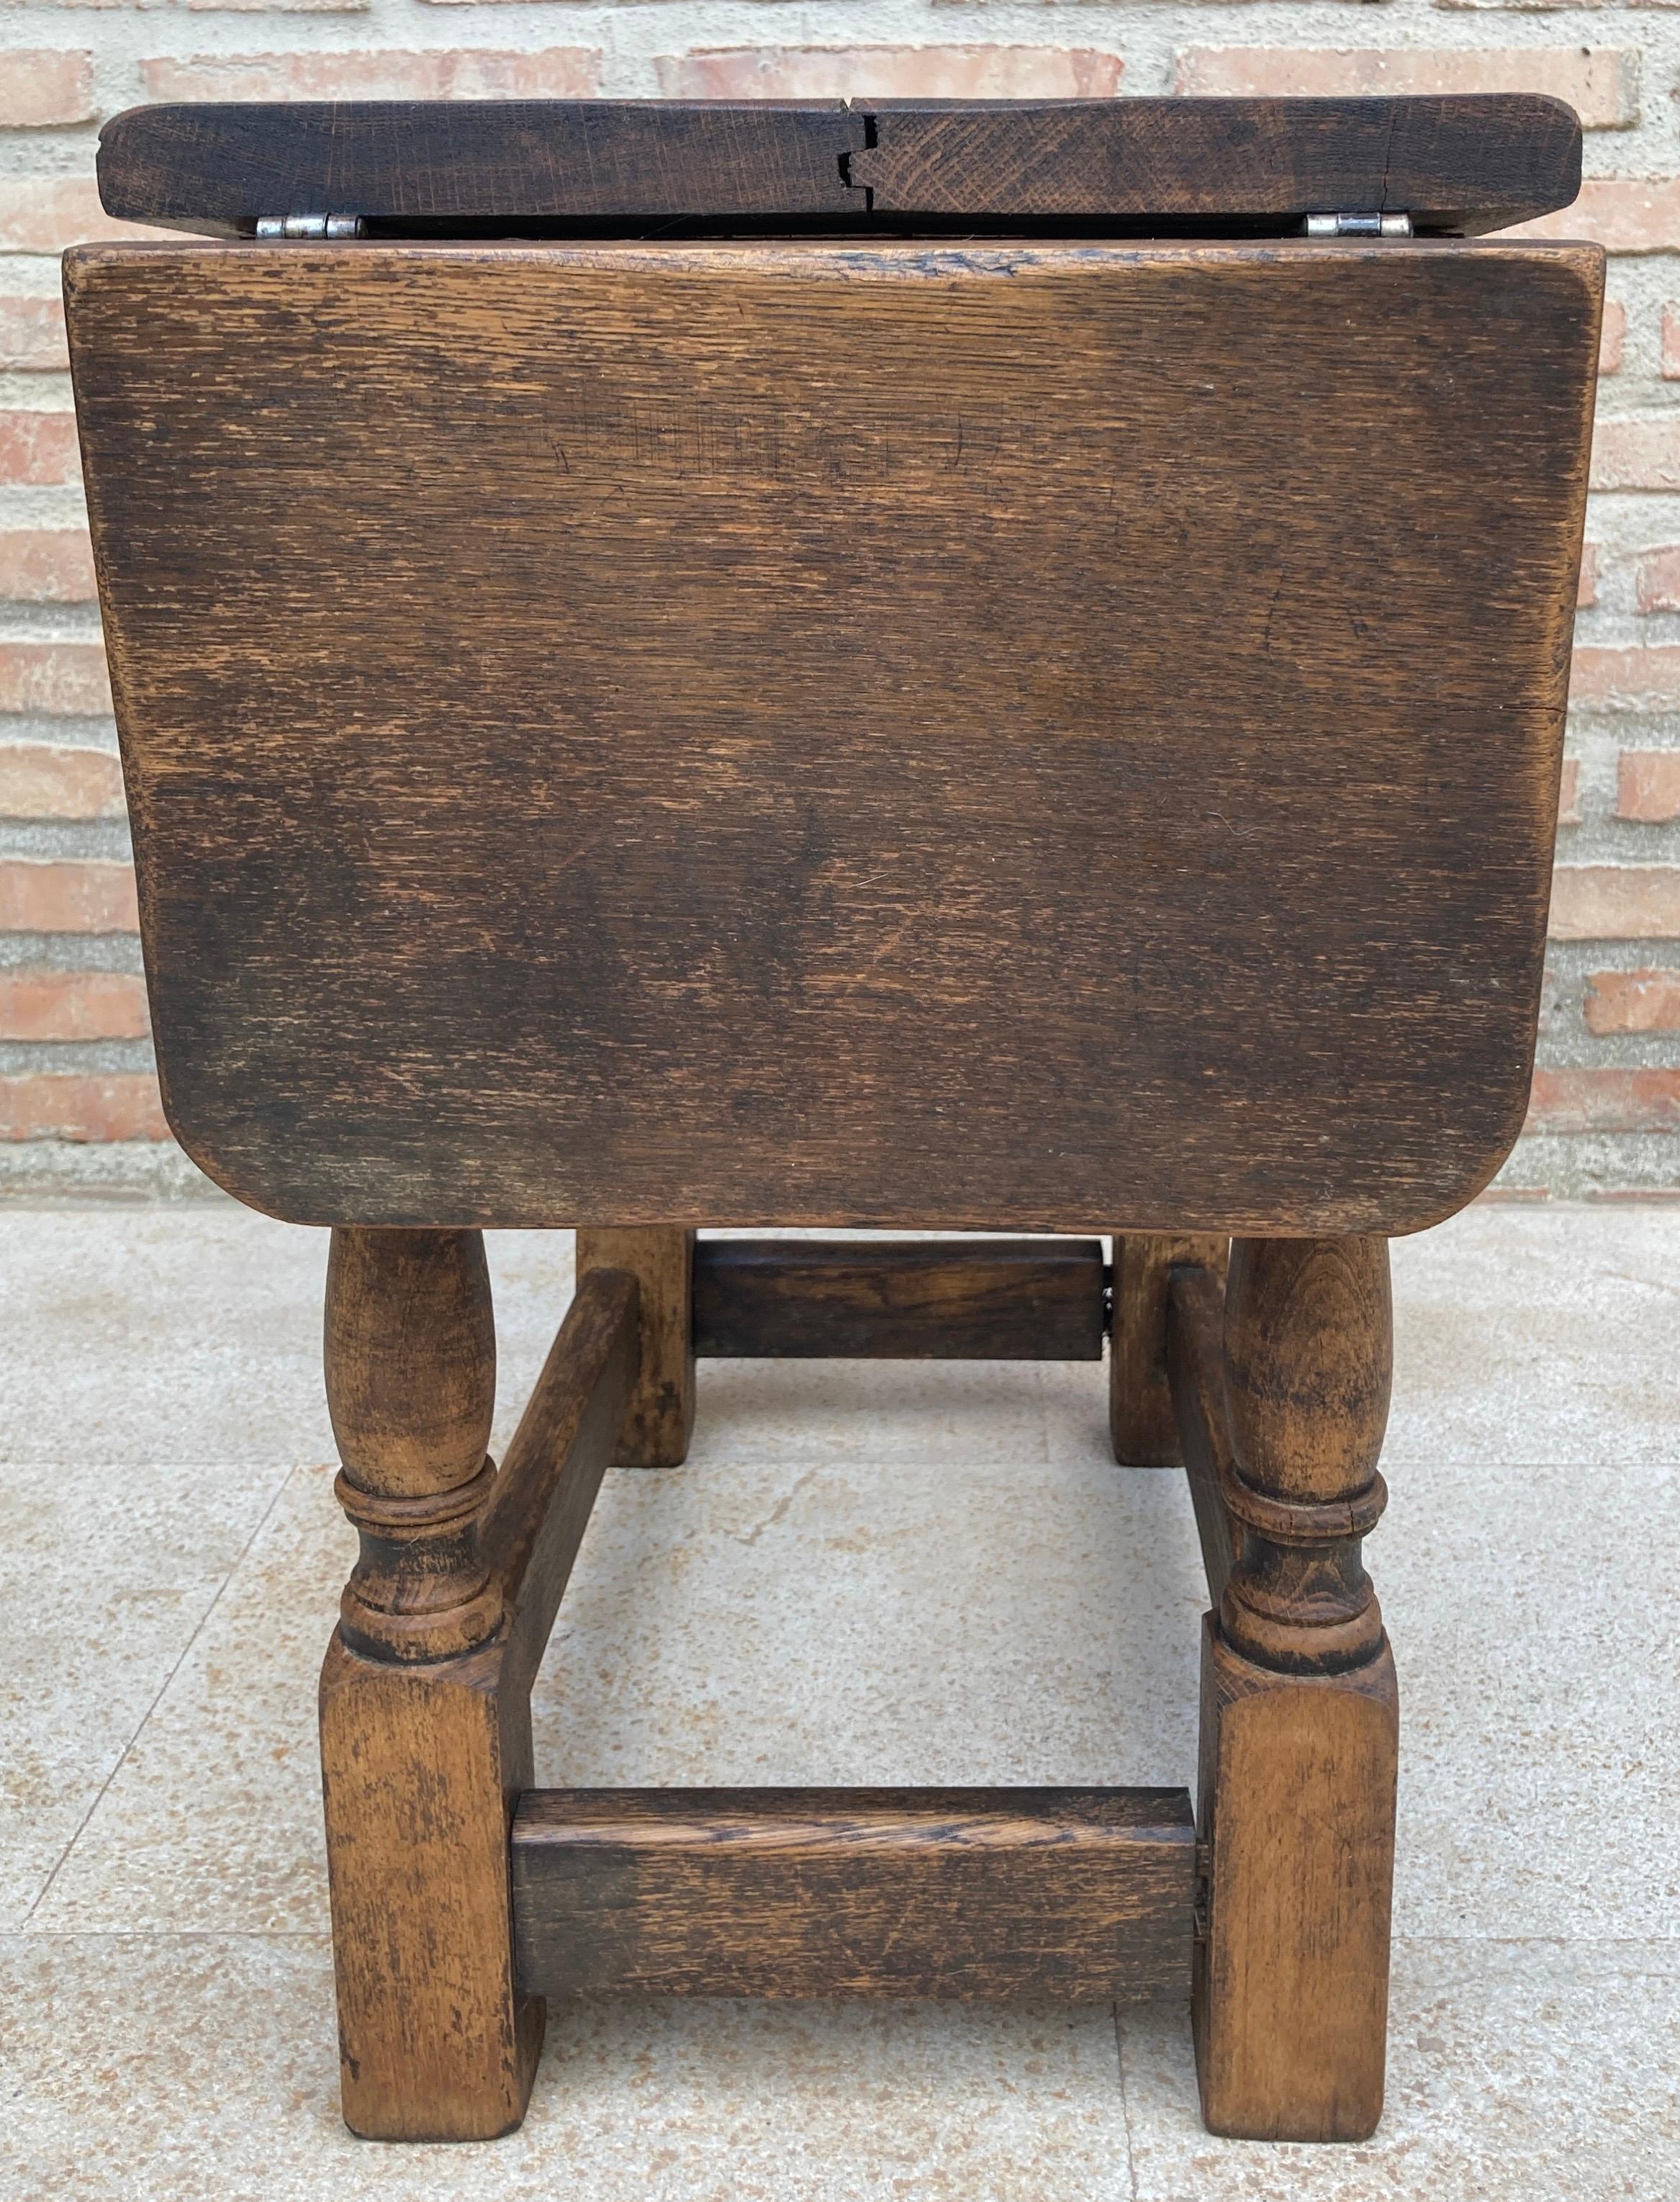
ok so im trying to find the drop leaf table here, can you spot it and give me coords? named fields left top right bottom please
left=66, top=92, right=1599, bottom=2144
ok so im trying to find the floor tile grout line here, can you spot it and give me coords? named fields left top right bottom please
left=7, top=1928, right=1675, bottom=1945
left=1113, top=2002, right=1142, bottom=2202
left=5, top=1928, right=338, bottom=1942
left=1, top=1458, right=334, bottom=1474
left=1389, top=1932, right=1680, bottom=1946
left=19, top=1460, right=302, bottom=1928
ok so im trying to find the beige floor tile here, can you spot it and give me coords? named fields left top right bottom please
left=32, top=1463, right=352, bottom=1933
left=1, top=1933, right=1133, bottom=2202
left=690, top=1357, right=1056, bottom=1467
left=1384, top=1456, right=1679, bottom=1942
left=531, top=1442, right=1203, bottom=1789
left=0, top=1214, right=581, bottom=1468
left=1385, top=1204, right=1680, bottom=1466
left=1118, top=1939, right=1680, bottom=2202
left=0, top=1210, right=335, bottom=1468
left=0, top=1458, right=286, bottom=1929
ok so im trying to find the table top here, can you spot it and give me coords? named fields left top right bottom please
left=96, top=95, right=1581, bottom=241
left=68, top=235, right=1598, bottom=1232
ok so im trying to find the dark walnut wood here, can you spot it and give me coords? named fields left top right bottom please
left=1109, top=1233, right=1229, bottom=1465
left=325, top=1226, right=494, bottom=1499
left=854, top=96, right=1580, bottom=237
left=574, top=1227, right=695, bottom=1466
left=68, top=239, right=1599, bottom=1235
left=512, top=1787, right=1195, bottom=2000
left=692, top=1237, right=1105, bottom=1359
left=99, top=101, right=870, bottom=235
left=1163, top=1259, right=1242, bottom=1610
left=94, top=96, right=1581, bottom=238
left=325, top=1227, right=502, bottom=1666
left=1191, top=1235, right=1398, bottom=2144
left=320, top=1242, right=636, bottom=2141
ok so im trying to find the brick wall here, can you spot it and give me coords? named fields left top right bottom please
left=1, top=6, right=1676, bottom=1201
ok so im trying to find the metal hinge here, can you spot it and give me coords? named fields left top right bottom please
left=1303, top=212, right=1413, bottom=240
left=254, top=215, right=366, bottom=240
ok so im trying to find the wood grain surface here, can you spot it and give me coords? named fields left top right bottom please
left=97, top=101, right=867, bottom=236
left=1164, top=1260, right=1241, bottom=1610
left=1192, top=1233, right=1398, bottom=2141
left=512, top=1787, right=1195, bottom=2000
left=321, top=1636, right=545, bottom=2139
left=326, top=1226, right=505, bottom=1666
left=68, top=239, right=1600, bottom=1235
left=574, top=1227, right=695, bottom=1466
left=851, top=96, right=1579, bottom=235
left=1109, top=1233, right=1229, bottom=1465
left=325, top=1225, right=494, bottom=1499
left=94, top=96, right=1581, bottom=238
left=1193, top=1623, right=1399, bottom=2140
left=320, top=1244, right=636, bottom=2138
left=320, top=1224, right=534, bottom=2139
left=692, top=1236, right=1106, bottom=1358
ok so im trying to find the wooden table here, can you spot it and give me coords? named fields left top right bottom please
left=67, top=92, right=1599, bottom=2147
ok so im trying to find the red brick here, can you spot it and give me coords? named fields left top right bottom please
left=0, top=1073, right=168, bottom=1142
left=0, top=744, right=123, bottom=820
left=1515, top=179, right=1680, bottom=252
left=1577, top=544, right=1599, bottom=608
left=1663, top=304, right=1680, bottom=379
left=1569, top=645, right=1680, bottom=705
left=1634, top=546, right=1680, bottom=611
left=1548, top=866, right=1680, bottom=939
left=0, top=970, right=148, bottom=1042
left=0, top=644, right=112, bottom=718
left=140, top=48, right=600, bottom=101
left=0, top=860, right=137, bottom=934
left=0, top=50, right=94, bottom=129
left=1557, top=756, right=1581, bottom=824
left=0, top=180, right=161, bottom=255
left=1590, top=415, right=1680, bottom=490
left=0, top=528, right=96, bottom=604
left=654, top=46, right=1125, bottom=100
left=1525, top=1067, right=1680, bottom=1133
left=1584, top=967, right=1680, bottom=1033
left=182, top=0, right=369, bottom=12
left=1600, top=299, right=1626, bottom=375
left=0, top=297, right=68, bottom=376
left=0, top=412, right=80, bottom=488
left=1617, top=749, right=1680, bottom=820
left=1173, top=48, right=1637, bottom=127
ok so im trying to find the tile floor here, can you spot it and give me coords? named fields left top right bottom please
left=1, top=1204, right=1676, bottom=2200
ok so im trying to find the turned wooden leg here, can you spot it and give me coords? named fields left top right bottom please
left=318, top=1227, right=541, bottom=2141
left=1110, top=1234, right=1229, bottom=1465
left=574, top=1227, right=695, bottom=1466
left=1193, top=1235, right=1399, bottom=2142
